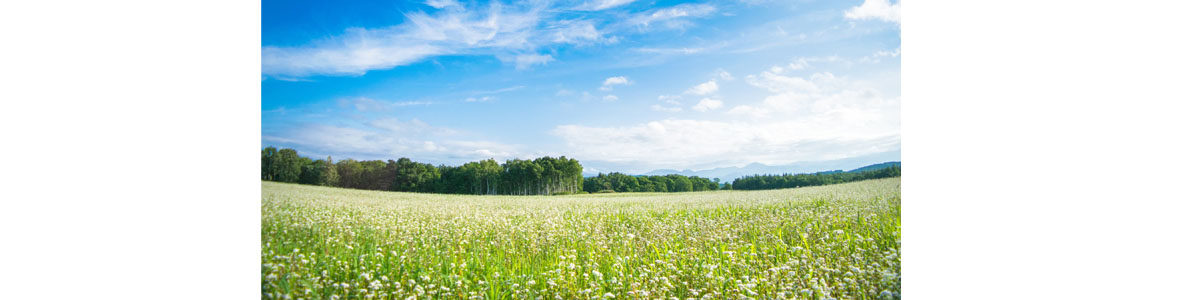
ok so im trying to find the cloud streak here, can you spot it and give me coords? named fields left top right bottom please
left=262, top=2, right=719, bottom=78
left=263, top=2, right=548, bottom=77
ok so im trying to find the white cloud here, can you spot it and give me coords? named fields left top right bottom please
left=425, top=0, right=459, bottom=9
left=788, top=56, right=843, bottom=70
left=395, top=101, right=434, bottom=106
left=859, top=48, right=901, bottom=63
left=604, top=76, right=631, bottom=86
left=603, top=95, right=619, bottom=101
left=715, top=69, right=734, bottom=81
left=367, top=118, right=455, bottom=135
left=745, top=71, right=823, bottom=94
left=551, top=119, right=899, bottom=170
left=340, top=97, right=390, bottom=112
left=736, top=65, right=896, bottom=123
left=262, top=1, right=722, bottom=78
left=650, top=104, right=682, bottom=112
left=465, top=96, right=494, bottom=102
left=476, top=85, right=525, bottom=94
left=658, top=95, right=681, bottom=105
left=422, top=141, right=441, bottom=151
left=338, top=97, right=432, bottom=112
left=263, top=2, right=558, bottom=77
left=634, top=47, right=704, bottom=55
left=599, top=76, right=632, bottom=91
left=551, top=62, right=899, bottom=170
left=550, top=20, right=604, bottom=45
left=685, top=80, right=719, bottom=95
left=692, top=98, right=723, bottom=112
left=628, top=3, right=717, bottom=29
left=844, top=0, right=900, bottom=24
left=264, top=118, right=522, bottom=163
left=727, top=105, right=770, bottom=118
left=512, top=54, right=555, bottom=69
left=875, top=48, right=901, bottom=58
left=578, top=0, right=637, bottom=11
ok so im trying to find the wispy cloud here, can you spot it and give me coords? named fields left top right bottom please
left=576, top=0, right=638, bottom=11
left=262, top=2, right=558, bottom=77
left=424, top=0, right=459, bottom=9
left=634, top=47, right=704, bottom=55
left=859, top=48, right=900, bottom=63
left=658, top=95, right=681, bottom=105
left=337, top=97, right=432, bottom=112
left=650, top=104, right=682, bottom=112
left=549, top=20, right=606, bottom=44
left=262, top=1, right=725, bottom=78
left=628, top=3, right=717, bottom=29
left=511, top=54, right=555, bottom=69
left=789, top=56, right=843, bottom=70
left=844, top=0, right=900, bottom=24
left=265, top=117, right=523, bottom=163
left=475, top=85, right=526, bottom=95
left=714, top=69, right=734, bottom=81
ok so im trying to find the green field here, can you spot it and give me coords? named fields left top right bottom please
left=262, top=177, right=901, bottom=299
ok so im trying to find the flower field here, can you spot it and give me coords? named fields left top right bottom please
left=262, top=177, right=901, bottom=299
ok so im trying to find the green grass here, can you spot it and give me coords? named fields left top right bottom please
left=262, top=177, right=901, bottom=299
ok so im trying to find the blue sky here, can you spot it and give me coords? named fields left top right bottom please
left=262, top=0, right=900, bottom=174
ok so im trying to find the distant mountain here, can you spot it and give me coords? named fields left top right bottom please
left=642, top=151, right=901, bottom=183
left=847, top=161, right=901, bottom=173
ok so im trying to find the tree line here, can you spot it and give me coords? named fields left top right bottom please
left=261, top=146, right=583, bottom=195
left=582, top=172, right=724, bottom=193
left=261, top=146, right=899, bottom=195
left=730, top=165, right=901, bottom=190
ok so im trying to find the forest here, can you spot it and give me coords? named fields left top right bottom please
left=260, top=147, right=583, bottom=195
left=581, top=172, right=723, bottom=193
left=730, top=165, right=901, bottom=190
left=261, top=146, right=899, bottom=195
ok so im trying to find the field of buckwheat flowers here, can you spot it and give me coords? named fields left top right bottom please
left=262, top=177, right=900, bottom=300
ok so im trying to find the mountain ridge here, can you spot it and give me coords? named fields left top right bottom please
left=639, top=151, right=901, bottom=183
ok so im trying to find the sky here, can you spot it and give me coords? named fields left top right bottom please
left=261, top=0, right=900, bottom=174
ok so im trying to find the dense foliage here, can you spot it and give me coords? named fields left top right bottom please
left=731, top=165, right=901, bottom=190
left=262, top=146, right=899, bottom=195
left=261, top=147, right=582, bottom=195
left=582, top=172, right=722, bottom=193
